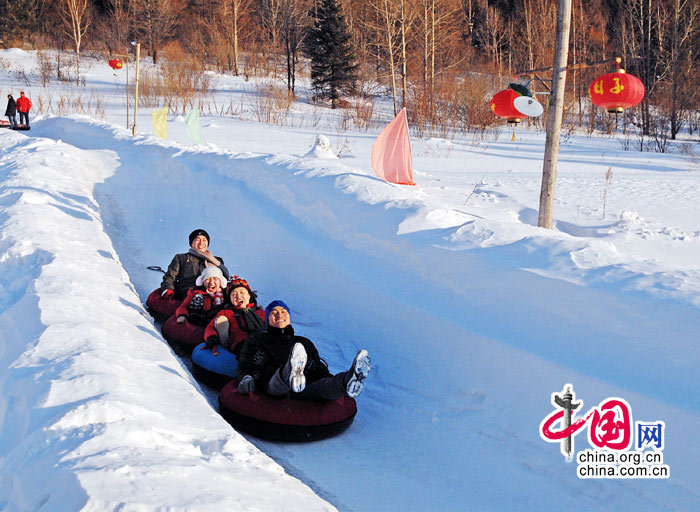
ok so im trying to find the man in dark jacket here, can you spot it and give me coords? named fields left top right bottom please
left=160, top=228, right=230, bottom=299
left=236, top=300, right=371, bottom=400
left=5, top=94, right=17, bottom=128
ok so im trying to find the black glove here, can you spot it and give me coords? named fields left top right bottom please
left=188, top=293, right=205, bottom=313
left=205, top=335, right=220, bottom=350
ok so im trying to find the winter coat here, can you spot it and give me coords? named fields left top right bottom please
left=5, top=98, right=16, bottom=116
left=15, top=95, right=31, bottom=113
left=161, top=251, right=229, bottom=299
left=175, top=286, right=226, bottom=326
left=236, top=324, right=332, bottom=391
left=203, top=306, right=266, bottom=354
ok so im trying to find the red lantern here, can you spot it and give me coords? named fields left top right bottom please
left=490, top=89, right=524, bottom=124
left=109, top=59, right=123, bottom=70
left=589, top=62, right=644, bottom=113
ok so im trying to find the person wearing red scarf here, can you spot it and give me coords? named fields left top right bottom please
left=203, top=277, right=265, bottom=356
left=174, top=266, right=227, bottom=327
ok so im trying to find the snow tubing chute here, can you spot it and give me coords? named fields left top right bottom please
left=191, top=342, right=238, bottom=390
left=161, top=315, right=205, bottom=355
left=218, top=379, right=358, bottom=442
left=146, top=288, right=180, bottom=323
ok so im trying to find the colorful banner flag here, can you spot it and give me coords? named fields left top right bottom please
left=151, top=107, right=168, bottom=139
left=371, top=108, right=415, bottom=186
left=184, top=106, right=202, bottom=145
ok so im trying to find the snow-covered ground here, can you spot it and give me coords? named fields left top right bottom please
left=1, top=48, right=699, bottom=511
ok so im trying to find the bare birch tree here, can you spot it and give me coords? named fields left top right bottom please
left=218, top=0, right=253, bottom=75
left=60, top=0, right=90, bottom=86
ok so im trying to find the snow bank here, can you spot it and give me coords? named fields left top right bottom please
left=0, top=129, right=334, bottom=511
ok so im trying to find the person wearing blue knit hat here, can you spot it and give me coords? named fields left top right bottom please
left=236, top=300, right=371, bottom=400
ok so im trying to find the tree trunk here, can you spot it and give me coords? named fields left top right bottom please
left=233, top=2, right=240, bottom=76
left=399, top=0, right=409, bottom=109
left=383, top=0, right=398, bottom=115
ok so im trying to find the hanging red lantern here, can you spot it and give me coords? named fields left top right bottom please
left=490, top=88, right=524, bottom=124
left=589, top=59, right=644, bottom=113
left=108, top=59, right=123, bottom=70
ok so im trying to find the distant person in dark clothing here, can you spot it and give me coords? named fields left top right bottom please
left=5, top=94, right=17, bottom=128
left=16, top=91, right=31, bottom=126
left=236, top=300, right=372, bottom=400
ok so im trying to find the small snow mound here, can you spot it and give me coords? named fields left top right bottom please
left=174, top=115, right=185, bottom=123
left=304, top=134, right=337, bottom=159
left=620, top=210, right=642, bottom=223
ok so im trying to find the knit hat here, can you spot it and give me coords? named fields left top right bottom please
left=189, top=228, right=210, bottom=246
left=265, top=300, right=290, bottom=322
left=195, top=266, right=225, bottom=287
left=226, top=275, right=252, bottom=295
left=226, top=276, right=259, bottom=307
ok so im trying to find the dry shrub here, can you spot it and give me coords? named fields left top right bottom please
left=138, top=56, right=211, bottom=114
left=242, top=41, right=279, bottom=79
left=36, top=49, right=54, bottom=87
left=35, top=89, right=105, bottom=119
left=407, top=74, right=499, bottom=140
left=251, top=81, right=293, bottom=124
left=161, top=41, right=187, bottom=63
left=351, top=98, right=374, bottom=131
left=136, top=71, right=160, bottom=108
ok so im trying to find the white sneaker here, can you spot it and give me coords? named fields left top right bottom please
left=289, top=343, right=307, bottom=393
left=346, top=350, right=371, bottom=398
left=215, top=316, right=230, bottom=348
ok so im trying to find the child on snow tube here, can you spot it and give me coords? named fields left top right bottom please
left=191, top=276, right=266, bottom=388
left=175, top=266, right=227, bottom=327
left=161, top=266, right=228, bottom=353
left=201, top=276, right=266, bottom=356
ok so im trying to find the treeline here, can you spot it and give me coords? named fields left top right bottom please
left=1, top=0, right=698, bottom=140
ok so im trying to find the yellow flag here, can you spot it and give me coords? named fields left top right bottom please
left=151, top=107, right=168, bottom=139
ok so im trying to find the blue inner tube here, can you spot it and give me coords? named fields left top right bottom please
left=191, top=342, right=238, bottom=390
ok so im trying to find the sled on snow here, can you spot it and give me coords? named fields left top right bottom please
left=219, top=379, right=358, bottom=442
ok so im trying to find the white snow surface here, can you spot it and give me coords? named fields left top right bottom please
left=1, top=49, right=699, bottom=511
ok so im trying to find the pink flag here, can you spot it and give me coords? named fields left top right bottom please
left=371, top=108, right=415, bottom=185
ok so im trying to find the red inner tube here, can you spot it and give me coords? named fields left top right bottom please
left=218, top=379, right=357, bottom=441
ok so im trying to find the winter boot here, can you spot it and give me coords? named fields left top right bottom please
left=346, top=350, right=371, bottom=398
left=285, top=342, right=307, bottom=393
left=215, top=316, right=230, bottom=349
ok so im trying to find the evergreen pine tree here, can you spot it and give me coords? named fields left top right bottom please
left=304, top=0, right=357, bottom=108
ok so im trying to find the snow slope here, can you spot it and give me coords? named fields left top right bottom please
left=1, top=49, right=699, bottom=511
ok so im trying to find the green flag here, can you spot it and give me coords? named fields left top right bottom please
left=184, top=106, right=202, bottom=145
left=151, top=106, right=168, bottom=139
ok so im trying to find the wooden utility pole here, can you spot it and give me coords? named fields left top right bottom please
left=132, top=42, right=141, bottom=136
left=538, top=0, right=572, bottom=229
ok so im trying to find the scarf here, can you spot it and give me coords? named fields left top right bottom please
left=235, top=304, right=265, bottom=333
left=188, top=247, right=222, bottom=268
left=208, top=289, right=224, bottom=306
